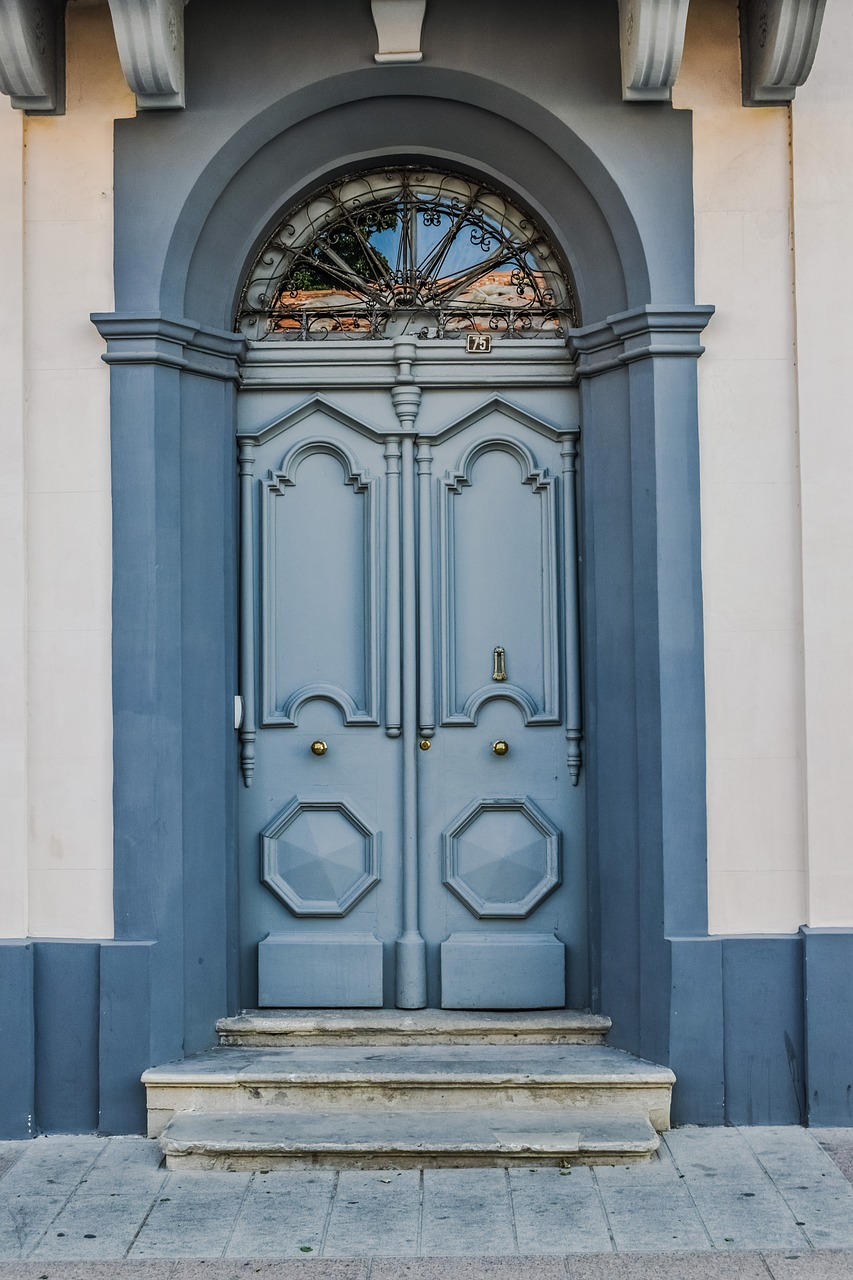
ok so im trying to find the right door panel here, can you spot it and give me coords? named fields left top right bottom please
left=419, top=403, right=586, bottom=1009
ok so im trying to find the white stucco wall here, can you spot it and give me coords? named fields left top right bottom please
left=3, top=0, right=848, bottom=944
left=675, top=0, right=808, bottom=933
left=790, top=3, right=853, bottom=928
left=0, top=98, right=28, bottom=938
left=4, top=1, right=134, bottom=939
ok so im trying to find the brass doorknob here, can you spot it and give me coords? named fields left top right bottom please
left=419, top=739, right=431, bottom=751
left=310, top=740, right=328, bottom=756
left=492, top=740, right=509, bottom=756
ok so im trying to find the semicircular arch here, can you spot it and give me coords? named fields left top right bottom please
left=142, top=68, right=670, bottom=330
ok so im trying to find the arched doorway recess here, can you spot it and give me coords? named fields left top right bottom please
left=95, top=76, right=713, bottom=1118
left=234, top=165, right=586, bottom=1011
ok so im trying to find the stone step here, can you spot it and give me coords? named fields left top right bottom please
left=159, top=1106, right=660, bottom=1170
left=217, top=1007, right=611, bottom=1047
left=143, top=1044, right=674, bottom=1139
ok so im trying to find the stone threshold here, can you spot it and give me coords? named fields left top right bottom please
left=216, top=1007, right=612, bottom=1046
left=159, top=1106, right=659, bottom=1170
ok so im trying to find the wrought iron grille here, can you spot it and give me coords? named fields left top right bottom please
left=236, top=168, right=578, bottom=341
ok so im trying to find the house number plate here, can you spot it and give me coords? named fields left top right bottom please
left=466, top=333, right=492, bottom=353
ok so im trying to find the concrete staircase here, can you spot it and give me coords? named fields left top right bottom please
left=143, top=1010, right=674, bottom=1170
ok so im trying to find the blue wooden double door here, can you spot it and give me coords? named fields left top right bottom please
left=237, top=343, right=586, bottom=1010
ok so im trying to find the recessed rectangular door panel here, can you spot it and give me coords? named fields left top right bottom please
left=238, top=404, right=400, bottom=1009
left=422, top=401, right=586, bottom=1010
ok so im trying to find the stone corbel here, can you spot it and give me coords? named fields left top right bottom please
left=107, top=0, right=187, bottom=110
left=740, top=0, right=826, bottom=105
left=0, top=0, right=65, bottom=114
left=618, top=0, right=691, bottom=102
left=371, top=0, right=426, bottom=64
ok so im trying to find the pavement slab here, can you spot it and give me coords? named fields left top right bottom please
left=812, top=1129, right=853, bottom=1186
left=742, top=1127, right=853, bottom=1249
left=420, top=1169, right=516, bottom=1256
left=0, top=1194, right=67, bottom=1259
left=665, top=1128, right=810, bottom=1251
left=0, top=1137, right=104, bottom=1197
left=224, top=1169, right=335, bottom=1258
left=30, top=1191, right=165, bottom=1261
left=508, top=1166, right=613, bottom=1254
left=592, top=1154, right=711, bottom=1253
left=2, top=1127, right=853, bottom=1267
left=324, top=1170, right=421, bottom=1256
left=128, top=1174, right=252, bottom=1259
left=0, top=1143, right=26, bottom=1182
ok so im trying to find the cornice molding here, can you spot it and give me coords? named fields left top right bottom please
left=569, top=305, right=715, bottom=378
left=0, top=0, right=64, bottom=114
left=618, top=0, right=691, bottom=102
left=91, top=313, right=246, bottom=381
left=371, top=0, right=426, bottom=64
left=740, top=0, right=827, bottom=106
left=107, top=0, right=187, bottom=110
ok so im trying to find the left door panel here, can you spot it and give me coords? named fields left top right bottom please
left=238, top=404, right=400, bottom=1007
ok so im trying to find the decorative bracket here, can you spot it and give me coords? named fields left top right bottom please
left=371, top=0, right=426, bottom=64
left=739, top=0, right=826, bottom=105
left=0, top=0, right=65, bottom=114
left=107, top=0, right=187, bottom=110
left=618, top=0, right=691, bottom=101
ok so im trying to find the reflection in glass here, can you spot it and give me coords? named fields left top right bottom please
left=237, top=168, right=578, bottom=341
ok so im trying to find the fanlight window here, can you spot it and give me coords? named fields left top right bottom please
left=237, top=168, right=578, bottom=341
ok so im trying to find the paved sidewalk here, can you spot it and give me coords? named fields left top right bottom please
left=1, top=1128, right=852, bottom=1277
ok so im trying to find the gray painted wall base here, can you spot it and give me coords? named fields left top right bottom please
left=802, top=927, right=853, bottom=1126
left=0, top=941, right=35, bottom=1138
left=668, top=934, right=807, bottom=1127
left=1, top=930, right=853, bottom=1134
left=0, top=939, right=156, bottom=1138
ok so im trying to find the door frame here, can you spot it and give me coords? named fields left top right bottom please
left=235, top=336, right=586, bottom=1011
left=95, top=69, right=716, bottom=1115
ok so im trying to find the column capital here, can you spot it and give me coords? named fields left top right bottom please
left=569, top=304, right=715, bottom=377
left=740, top=0, right=827, bottom=105
left=618, top=0, right=691, bottom=102
left=107, top=0, right=188, bottom=110
left=0, top=0, right=64, bottom=114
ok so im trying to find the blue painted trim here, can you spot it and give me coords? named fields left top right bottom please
left=668, top=937, right=724, bottom=1126
left=668, top=935, right=818, bottom=1126
left=98, top=942, right=155, bottom=1135
left=802, top=927, right=853, bottom=1126
left=722, top=935, right=805, bottom=1126
left=34, top=943, right=101, bottom=1134
left=0, top=942, right=35, bottom=1138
